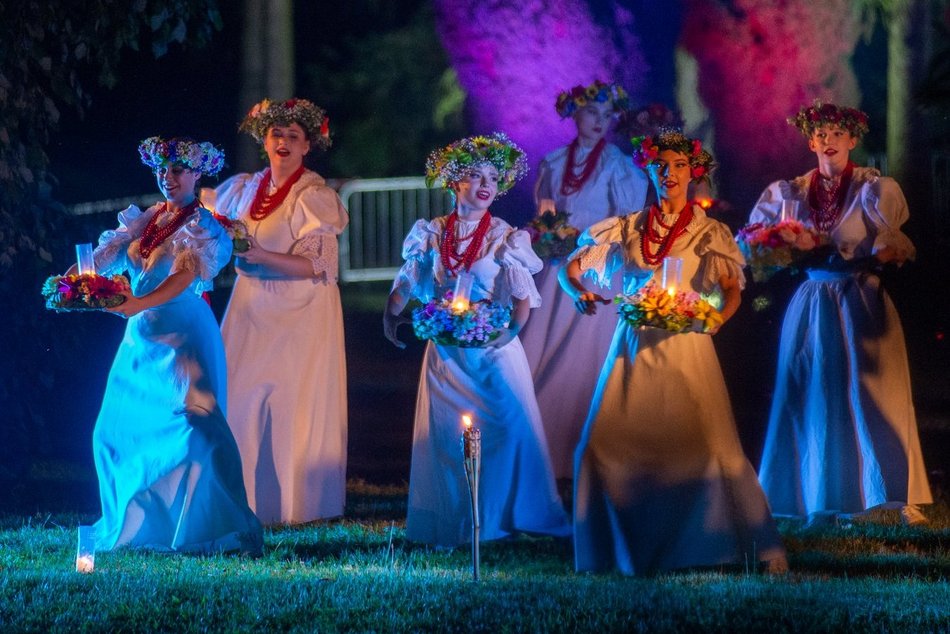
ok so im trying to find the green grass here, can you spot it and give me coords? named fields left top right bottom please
left=1, top=483, right=948, bottom=633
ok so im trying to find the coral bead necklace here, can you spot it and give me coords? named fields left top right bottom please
left=249, top=165, right=306, bottom=221
left=139, top=199, right=200, bottom=259
left=639, top=202, right=694, bottom=266
left=807, top=161, right=854, bottom=233
left=440, top=211, right=492, bottom=274
left=560, top=138, right=606, bottom=196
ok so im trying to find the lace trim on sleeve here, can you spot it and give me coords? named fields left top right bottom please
left=291, top=232, right=339, bottom=283
left=576, top=243, right=616, bottom=289
left=170, top=248, right=205, bottom=280
left=504, top=264, right=542, bottom=308
left=699, top=253, right=746, bottom=292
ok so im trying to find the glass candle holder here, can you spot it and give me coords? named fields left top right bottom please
left=780, top=200, right=800, bottom=223
left=76, top=525, right=95, bottom=573
left=76, top=243, right=95, bottom=276
left=452, top=271, right=474, bottom=312
left=661, top=257, right=683, bottom=294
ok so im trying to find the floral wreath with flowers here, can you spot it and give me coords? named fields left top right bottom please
left=617, top=103, right=683, bottom=140
left=239, top=98, right=332, bottom=150
left=789, top=100, right=870, bottom=140
left=555, top=80, right=630, bottom=119
left=424, top=132, right=528, bottom=195
left=631, top=127, right=715, bottom=184
left=138, top=137, right=226, bottom=176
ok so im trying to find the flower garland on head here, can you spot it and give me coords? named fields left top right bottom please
left=424, top=132, right=528, bottom=195
left=555, top=80, right=630, bottom=118
left=789, top=100, right=869, bottom=139
left=631, top=127, right=715, bottom=184
left=138, top=137, right=226, bottom=176
left=240, top=98, right=332, bottom=150
left=617, top=103, right=683, bottom=140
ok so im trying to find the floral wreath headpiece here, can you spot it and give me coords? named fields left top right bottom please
left=239, top=98, right=331, bottom=150
left=789, top=100, right=869, bottom=140
left=631, top=127, right=715, bottom=183
left=424, top=132, right=528, bottom=196
left=555, top=80, right=630, bottom=119
left=617, top=103, right=683, bottom=140
left=138, top=136, right=225, bottom=176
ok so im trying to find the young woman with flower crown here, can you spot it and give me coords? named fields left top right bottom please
left=73, top=137, right=262, bottom=554
left=751, top=102, right=932, bottom=526
left=203, top=98, right=349, bottom=525
left=560, top=129, right=786, bottom=575
left=383, top=133, right=571, bottom=547
left=519, top=80, right=649, bottom=479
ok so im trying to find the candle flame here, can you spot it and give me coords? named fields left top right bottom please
left=666, top=286, right=676, bottom=297
left=697, top=198, right=713, bottom=210
left=462, top=414, right=472, bottom=429
left=452, top=299, right=470, bottom=312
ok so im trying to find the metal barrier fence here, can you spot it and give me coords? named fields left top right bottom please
left=65, top=177, right=454, bottom=284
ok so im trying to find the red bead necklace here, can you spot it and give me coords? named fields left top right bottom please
left=440, top=211, right=492, bottom=274
left=807, top=161, right=854, bottom=233
left=560, top=138, right=607, bottom=196
left=248, top=165, right=306, bottom=221
left=639, top=202, right=694, bottom=266
left=139, top=199, right=200, bottom=259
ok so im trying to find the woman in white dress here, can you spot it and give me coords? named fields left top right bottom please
left=384, top=133, right=571, bottom=547
left=560, top=129, right=786, bottom=575
left=81, top=137, right=262, bottom=554
left=752, top=102, right=932, bottom=526
left=520, top=80, right=649, bottom=478
left=205, top=98, right=348, bottom=524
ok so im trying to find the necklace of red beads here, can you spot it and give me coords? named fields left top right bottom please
left=639, top=202, right=695, bottom=266
left=807, top=161, right=854, bottom=233
left=248, top=165, right=307, bottom=221
left=440, top=211, right=492, bottom=275
left=139, top=199, right=200, bottom=259
left=560, top=138, right=607, bottom=196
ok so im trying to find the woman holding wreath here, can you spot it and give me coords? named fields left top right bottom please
left=752, top=102, right=932, bottom=526
left=560, top=129, right=786, bottom=575
left=384, top=133, right=570, bottom=547
left=519, top=80, right=649, bottom=479
left=84, top=137, right=262, bottom=554
left=205, top=98, right=349, bottom=525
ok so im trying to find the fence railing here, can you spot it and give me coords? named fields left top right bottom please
left=65, top=177, right=454, bottom=284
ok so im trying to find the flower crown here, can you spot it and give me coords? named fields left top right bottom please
left=789, top=100, right=869, bottom=139
left=239, top=98, right=331, bottom=150
left=555, top=80, right=630, bottom=119
left=631, top=128, right=715, bottom=183
left=424, top=132, right=528, bottom=195
left=138, top=137, right=225, bottom=176
left=617, top=103, right=683, bottom=140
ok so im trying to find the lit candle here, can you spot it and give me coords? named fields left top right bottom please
left=76, top=243, right=95, bottom=276
left=452, top=272, right=474, bottom=312
left=661, top=257, right=683, bottom=296
left=75, top=525, right=95, bottom=573
left=461, top=414, right=481, bottom=581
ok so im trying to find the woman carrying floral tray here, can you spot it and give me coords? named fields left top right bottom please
left=560, top=129, right=786, bottom=575
left=203, top=98, right=349, bottom=525
left=752, top=101, right=932, bottom=526
left=519, top=80, right=649, bottom=479
left=73, top=137, right=262, bottom=554
left=384, top=133, right=570, bottom=547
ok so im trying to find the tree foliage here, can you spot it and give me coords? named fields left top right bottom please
left=0, top=0, right=221, bottom=481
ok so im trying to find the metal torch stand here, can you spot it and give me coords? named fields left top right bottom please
left=463, top=428, right=481, bottom=581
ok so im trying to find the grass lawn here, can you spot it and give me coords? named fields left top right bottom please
left=1, top=482, right=948, bottom=633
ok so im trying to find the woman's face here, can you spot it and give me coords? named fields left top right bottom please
left=155, top=163, right=199, bottom=204
left=453, top=164, right=500, bottom=213
left=572, top=100, right=614, bottom=144
left=264, top=122, right=311, bottom=169
left=808, top=124, right=857, bottom=169
left=646, top=149, right=691, bottom=201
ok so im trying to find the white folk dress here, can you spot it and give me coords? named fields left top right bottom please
left=92, top=203, right=263, bottom=554
left=571, top=206, right=785, bottom=575
left=392, top=215, right=571, bottom=547
left=751, top=167, right=932, bottom=517
left=207, top=170, right=349, bottom=524
left=520, top=142, right=648, bottom=477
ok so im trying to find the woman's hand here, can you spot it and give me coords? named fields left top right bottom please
left=874, top=245, right=906, bottom=266
left=237, top=235, right=269, bottom=264
left=105, top=289, right=148, bottom=319
left=573, top=291, right=610, bottom=316
left=383, top=311, right=410, bottom=349
left=537, top=198, right=556, bottom=216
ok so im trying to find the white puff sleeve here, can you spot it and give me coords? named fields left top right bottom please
left=204, top=172, right=261, bottom=220
left=94, top=204, right=152, bottom=275
left=694, top=219, right=747, bottom=292
left=864, top=176, right=915, bottom=261
left=168, top=209, right=233, bottom=293
left=570, top=216, right=625, bottom=289
left=749, top=180, right=800, bottom=225
left=495, top=228, right=543, bottom=307
left=391, top=219, right=440, bottom=302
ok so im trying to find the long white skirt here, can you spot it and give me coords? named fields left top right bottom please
left=407, top=338, right=571, bottom=547
left=758, top=270, right=932, bottom=516
left=574, top=324, right=785, bottom=575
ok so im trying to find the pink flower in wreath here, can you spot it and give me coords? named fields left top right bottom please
left=691, top=165, right=706, bottom=180
left=691, top=139, right=702, bottom=157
